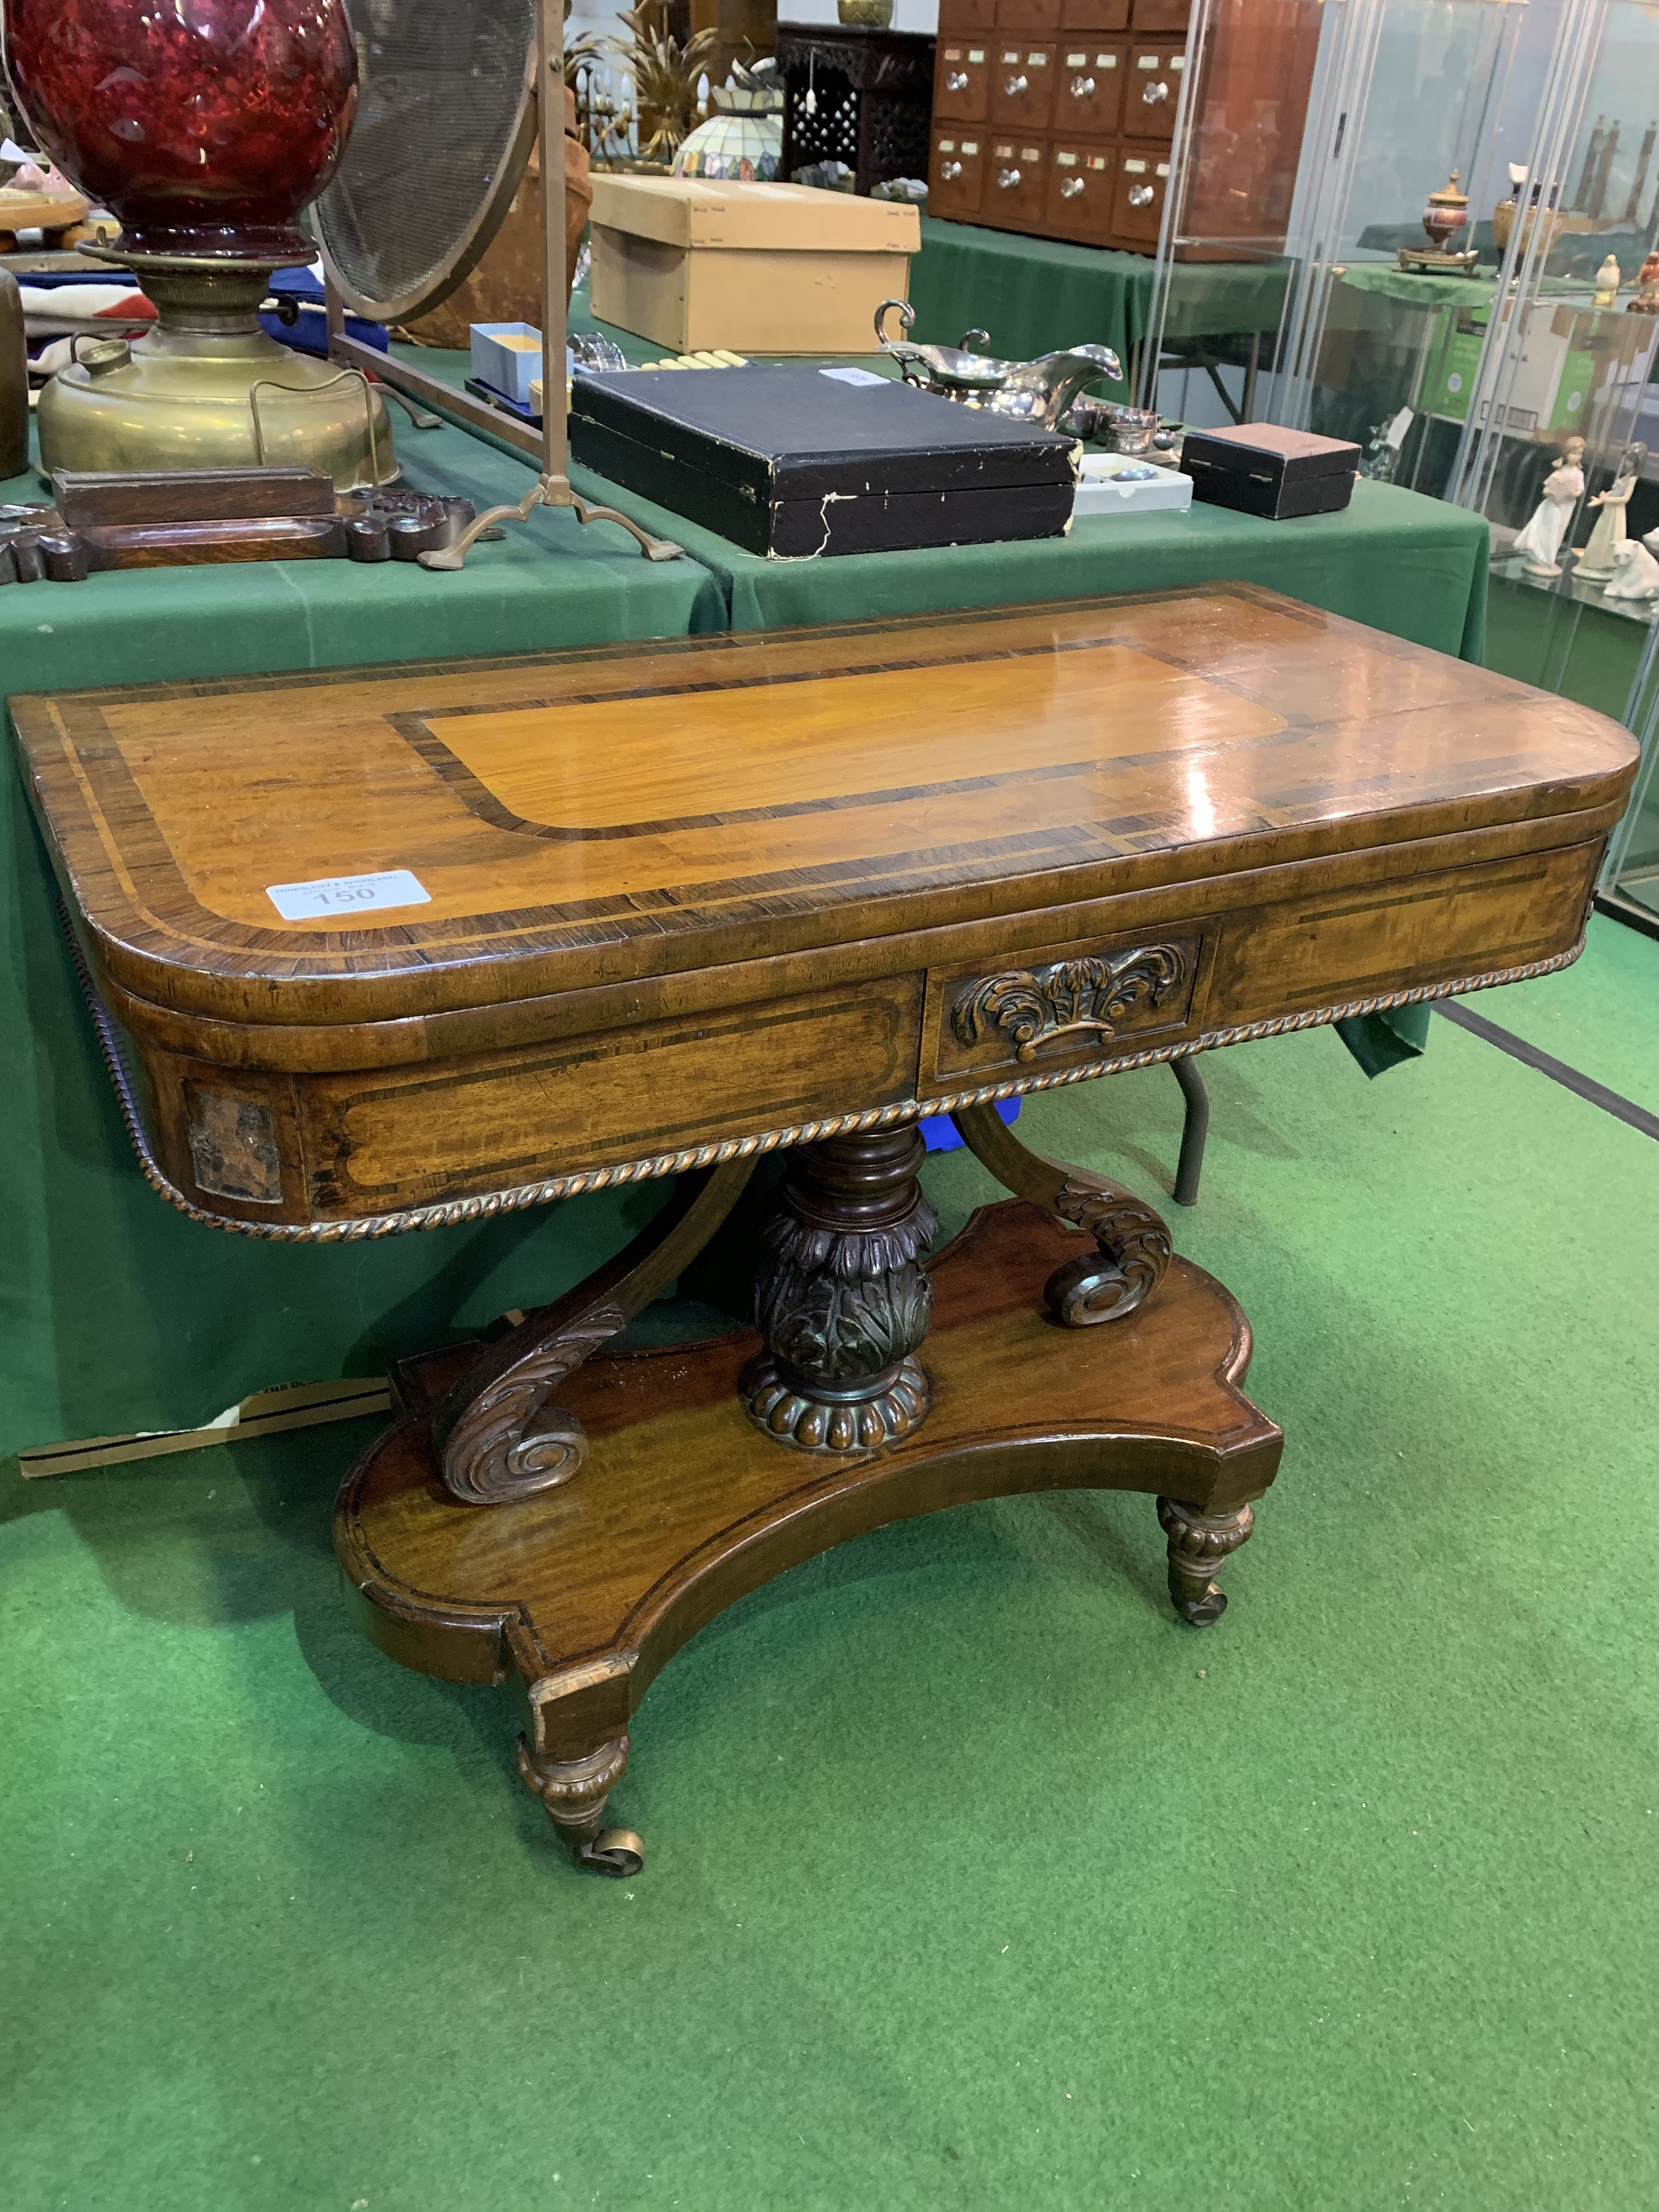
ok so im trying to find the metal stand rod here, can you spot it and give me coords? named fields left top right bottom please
left=319, top=0, right=684, bottom=572
left=1171, top=1053, right=1209, bottom=1209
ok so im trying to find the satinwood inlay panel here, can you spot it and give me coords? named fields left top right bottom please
left=12, top=584, right=1637, bottom=1031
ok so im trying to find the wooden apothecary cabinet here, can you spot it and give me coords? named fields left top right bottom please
left=929, top=0, right=1322, bottom=259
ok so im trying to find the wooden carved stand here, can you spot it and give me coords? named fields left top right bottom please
left=337, top=1111, right=1282, bottom=1877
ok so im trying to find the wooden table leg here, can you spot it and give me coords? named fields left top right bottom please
left=949, top=1099, right=1252, bottom=1611
left=741, top=1126, right=937, bottom=1452
left=426, top=1158, right=756, bottom=1503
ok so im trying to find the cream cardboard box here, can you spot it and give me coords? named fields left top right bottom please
left=588, top=176, right=919, bottom=356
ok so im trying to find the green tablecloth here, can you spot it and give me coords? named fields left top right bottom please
left=572, top=465, right=1489, bottom=660
left=1, top=416, right=720, bottom=1461
left=1337, top=265, right=1498, bottom=311
left=425, top=334, right=1490, bottom=660
left=906, top=217, right=1291, bottom=385
left=3, top=346, right=1484, bottom=1455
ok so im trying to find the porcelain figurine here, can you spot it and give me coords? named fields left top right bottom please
left=874, top=299, right=1122, bottom=431
left=1576, top=444, right=1645, bottom=580
left=1510, top=436, right=1585, bottom=575
left=1629, top=252, right=1659, bottom=314
left=1594, top=253, right=1622, bottom=308
left=1604, top=536, right=1659, bottom=597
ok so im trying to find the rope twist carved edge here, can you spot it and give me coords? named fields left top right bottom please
left=62, top=905, right=1584, bottom=1245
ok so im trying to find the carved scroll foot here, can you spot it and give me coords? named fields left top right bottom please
left=1156, top=1497, right=1255, bottom=1626
left=432, top=1158, right=755, bottom=1504
left=742, top=1127, right=936, bottom=1451
left=950, top=1102, right=1172, bottom=1324
left=515, top=1734, right=643, bottom=1876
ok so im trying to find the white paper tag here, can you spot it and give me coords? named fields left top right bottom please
left=1384, top=405, right=1414, bottom=449
left=266, top=868, right=431, bottom=921
left=819, top=366, right=887, bottom=387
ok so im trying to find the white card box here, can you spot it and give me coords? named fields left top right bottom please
left=1072, top=453, right=1194, bottom=518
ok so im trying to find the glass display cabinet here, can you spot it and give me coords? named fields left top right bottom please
left=1599, top=623, right=1659, bottom=933
left=1443, top=0, right=1659, bottom=929
left=1139, top=0, right=1538, bottom=439
left=1135, top=0, right=1325, bottom=418
left=1250, top=0, right=1538, bottom=484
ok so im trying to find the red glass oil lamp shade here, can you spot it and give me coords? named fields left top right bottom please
left=4, top=0, right=357, bottom=259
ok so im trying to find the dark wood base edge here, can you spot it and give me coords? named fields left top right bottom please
left=333, top=1207, right=1282, bottom=1875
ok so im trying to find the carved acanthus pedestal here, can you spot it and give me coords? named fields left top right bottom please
left=742, top=1126, right=936, bottom=1450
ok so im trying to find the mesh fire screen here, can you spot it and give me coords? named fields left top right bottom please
left=314, top=0, right=540, bottom=322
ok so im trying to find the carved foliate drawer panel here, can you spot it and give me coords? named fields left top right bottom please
left=924, top=923, right=1212, bottom=1089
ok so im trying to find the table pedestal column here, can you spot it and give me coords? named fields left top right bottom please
left=741, top=1127, right=938, bottom=1452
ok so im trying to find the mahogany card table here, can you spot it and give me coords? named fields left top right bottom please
left=13, top=583, right=1636, bottom=1876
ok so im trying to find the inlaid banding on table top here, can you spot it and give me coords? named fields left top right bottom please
left=14, top=588, right=1636, bottom=1022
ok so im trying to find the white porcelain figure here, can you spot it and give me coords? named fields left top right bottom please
left=1605, top=537, right=1659, bottom=597
left=1511, top=436, right=1585, bottom=575
left=1575, top=444, right=1645, bottom=580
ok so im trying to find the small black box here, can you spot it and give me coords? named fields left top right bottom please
left=569, top=363, right=1077, bottom=558
left=1179, top=423, right=1360, bottom=520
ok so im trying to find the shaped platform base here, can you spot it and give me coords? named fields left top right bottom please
left=335, top=1200, right=1283, bottom=1871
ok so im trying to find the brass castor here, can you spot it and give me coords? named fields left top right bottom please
left=577, top=1828, right=646, bottom=1878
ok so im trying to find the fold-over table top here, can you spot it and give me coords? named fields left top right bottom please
left=11, top=583, right=1636, bottom=1028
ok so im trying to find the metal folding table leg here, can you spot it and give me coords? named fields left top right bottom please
left=1171, top=1053, right=1209, bottom=1207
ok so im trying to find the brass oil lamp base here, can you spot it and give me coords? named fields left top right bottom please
left=37, top=249, right=397, bottom=488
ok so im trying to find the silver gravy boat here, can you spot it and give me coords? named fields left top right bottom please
left=874, top=299, right=1123, bottom=431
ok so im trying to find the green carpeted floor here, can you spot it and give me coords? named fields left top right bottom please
left=5, top=923, right=1657, bottom=2211
left=1468, top=912, right=1659, bottom=1111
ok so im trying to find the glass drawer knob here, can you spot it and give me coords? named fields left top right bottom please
left=1061, top=177, right=1084, bottom=198
left=1004, top=74, right=1028, bottom=94
left=1143, top=79, right=1169, bottom=104
left=941, top=160, right=963, bottom=180
left=1070, top=75, right=1095, bottom=96
left=946, top=70, right=969, bottom=90
left=1128, top=182, right=1155, bottom=206
left=997, top=167, right=1022, bottom=188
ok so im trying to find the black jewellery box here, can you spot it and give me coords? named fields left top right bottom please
left=568, top=362, right=1078, bottom=557
left=1180, top=423, right=1360, bottom=521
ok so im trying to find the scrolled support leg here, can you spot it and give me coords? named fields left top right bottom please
left=1156, top=1496, right=1255, bottom=1626
left=515, top=1734, right=644, bottom=1876
left=432, top=1159, right=755, bottom=1504
left=949, top=1101, right=1172, bottom=1325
